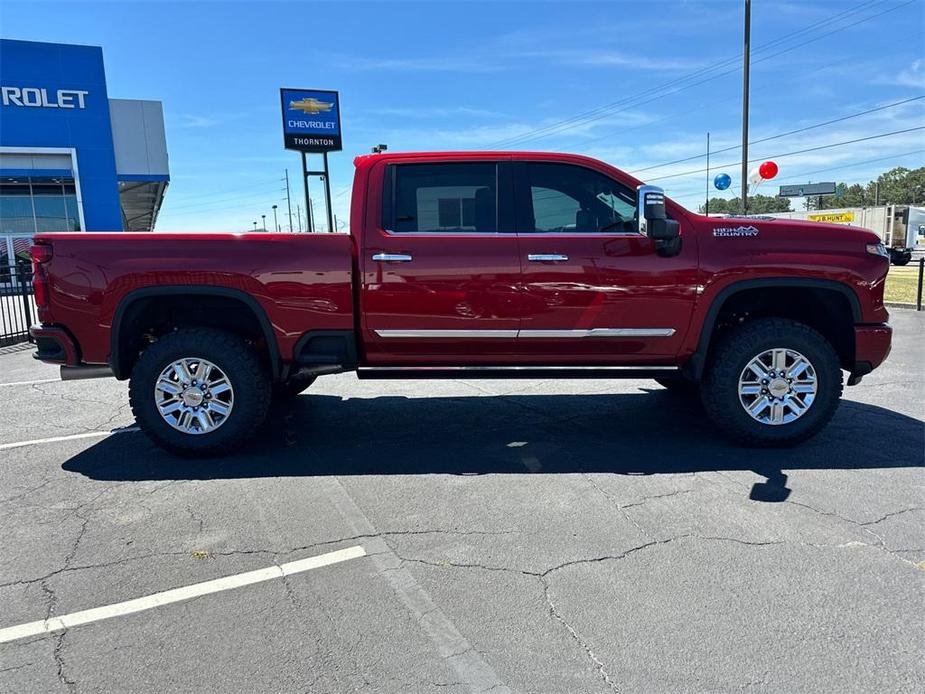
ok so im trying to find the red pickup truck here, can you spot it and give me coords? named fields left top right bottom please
left=30, top=151, right=892, bottom=455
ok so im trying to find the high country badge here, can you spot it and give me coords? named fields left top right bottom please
left=713, top=225, right=760, bottom=237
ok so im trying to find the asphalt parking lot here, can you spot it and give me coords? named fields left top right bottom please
left=1, top=311, right=923, bottom=693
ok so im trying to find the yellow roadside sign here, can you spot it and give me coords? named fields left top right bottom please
left=807, top=212, right=854, bottom=223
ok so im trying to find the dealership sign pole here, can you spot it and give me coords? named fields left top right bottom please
left=280, top=88, right=342, bottom=232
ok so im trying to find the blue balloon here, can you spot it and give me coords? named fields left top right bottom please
left=714, top=173, right=732, bottom=191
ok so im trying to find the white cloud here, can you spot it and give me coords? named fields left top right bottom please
left=331, top=54, right=502, bottom=73
left=887, top=59, right=925, bottom=88
left=177, top=114, right=221, bottom=128
left=513, top=49, right=704, bottom=72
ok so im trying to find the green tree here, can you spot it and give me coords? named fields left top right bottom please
left=815, top=167, right=925, bottom=209
left=700, top=194, right=792, bottom=215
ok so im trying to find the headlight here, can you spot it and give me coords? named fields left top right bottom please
left=866, top=243, right=889, bottom=258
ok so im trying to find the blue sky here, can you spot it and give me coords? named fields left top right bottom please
left=2, top=0, right=923, bottom=230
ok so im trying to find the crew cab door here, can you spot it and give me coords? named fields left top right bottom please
left=513, top=160, right=698, bottom=362
left=360, top=158, right=522, bottom=364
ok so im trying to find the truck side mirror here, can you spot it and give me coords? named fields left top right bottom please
left=637, top=184, right=681, bottom=256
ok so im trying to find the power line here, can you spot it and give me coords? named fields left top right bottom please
left=487, top=0, right=913, bottom=149
left=647, top=126, right=925, bottom=183
left=163, top=183, right=284, bottom=213
left=670, top=149, right=925, bottom=202
left=562, top=44, right=920, bottom=154
left=485, top=0, right=879, bottom=147
left=631, top=95, right=924, bottom=175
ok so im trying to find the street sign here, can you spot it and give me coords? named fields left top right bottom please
left=280, top=88, right=342, bottom=152
left=778, top=182, right=836, bottom=197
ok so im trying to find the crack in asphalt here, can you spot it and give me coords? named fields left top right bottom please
left=53, top=632, right=76, bottom=693
left=860, top=507, right=924, bottom=526
left=25, top=383, right=133, bottom=437
left=0, top=662, right=33, bottom=674
left=783, top=499, right=921, bottom=563
left=0, top=528, right=526, bottom=591
left=542, top=577, right=619, bottom=693
left=185, top=504, right=204, bottom=534
left=703, top=470, right=923, bottom=567
left=620, top=488, right=696, bottom=508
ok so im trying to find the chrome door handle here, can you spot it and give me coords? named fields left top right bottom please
left=372, top=253, right=413, bottom=262
left=528, top=254, right=568, bottom=262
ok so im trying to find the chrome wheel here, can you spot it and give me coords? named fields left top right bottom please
left=154, top=357, right=234, bottom=435
left=738, top=348, right=817, bottom=426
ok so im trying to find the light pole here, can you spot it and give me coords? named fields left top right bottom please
left=272, top=205, right=279, bottom=232
left=261, top=214, right=266, bottom=232
left=253, top=221, right=257, bottom=231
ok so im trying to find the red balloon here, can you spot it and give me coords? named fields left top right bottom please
left=758, top=160, right=778, bottom=179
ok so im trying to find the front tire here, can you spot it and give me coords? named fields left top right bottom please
left=129, top=328, right=271, bottom=456
left=700, top=318, right=842, bottom=447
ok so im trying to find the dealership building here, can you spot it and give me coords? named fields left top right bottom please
left=0, top=39, right=169, bottom=263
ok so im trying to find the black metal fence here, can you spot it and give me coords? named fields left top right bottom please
left=0, top=262, right=35, bottom=347
left=917, top=257, right=924, bottom=312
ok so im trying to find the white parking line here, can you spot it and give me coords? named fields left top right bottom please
left=0, top=545, right=367, bottom=644
left=0, top=427, right=140, bottom=451
left=0, top=378, right=59, bottom=387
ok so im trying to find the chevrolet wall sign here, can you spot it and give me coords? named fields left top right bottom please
left=1, top=86, right=88, bottom=109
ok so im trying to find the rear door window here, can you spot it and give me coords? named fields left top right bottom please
left=387, top=163, right=498, bottom=233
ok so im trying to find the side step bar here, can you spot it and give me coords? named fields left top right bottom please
left=356, top=366, right=679, bottom=380
left=60, top=365, right=114, bottom=381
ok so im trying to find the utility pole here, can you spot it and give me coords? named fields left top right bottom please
left=705, top=132, right=711, bottom=215
left=296, top=204, right=303, bottom=233
left=740, top=0, right=751, bottom=216
left=284, top=169, right=293, bottom=231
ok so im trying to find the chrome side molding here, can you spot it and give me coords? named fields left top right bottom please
left=518, top=328, right=675, bottom=338
left=374, top=328, right=675, bottom=339
left=374, top=329, right=519, bottom=339
left=527, top=254, right=569, bottom=262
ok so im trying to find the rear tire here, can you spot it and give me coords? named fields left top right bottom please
left=700, top=318, right=842, bottom=447
left=129, top=328, right=271, bottom=457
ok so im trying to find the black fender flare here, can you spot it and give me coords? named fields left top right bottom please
left=683, top=277, right=861, bottom=380
left=110, top=285, right=281, bottom=380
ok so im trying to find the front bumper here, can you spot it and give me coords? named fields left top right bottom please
left=850, top=323, right=892, bottom=383
left=29, top=325, right=79, bottom=366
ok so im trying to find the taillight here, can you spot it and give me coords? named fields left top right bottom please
left=30, top=243, right=52, bottom=313
left=30, top=243, right=53, bottom=264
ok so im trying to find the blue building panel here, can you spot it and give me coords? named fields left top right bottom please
left=0, top=39, right=124, bottom=230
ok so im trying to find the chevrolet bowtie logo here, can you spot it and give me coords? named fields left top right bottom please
left=289, top=97, right=334, bottom=115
